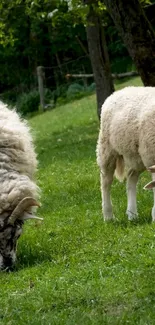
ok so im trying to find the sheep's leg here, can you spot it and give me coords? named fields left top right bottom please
left=100, top=170, right=115, bottom=221
left=126, top=170, right=139, bottom=220
left=151, top=174, right=155, bottom=221
left=144, top=170, right=155, bottom=221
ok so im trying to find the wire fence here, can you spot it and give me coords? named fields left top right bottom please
left=44, top=55, right=93, bottom=88
left=37, top=55, right=95, bottom=111
left=36, top=55, right=138, bottom=111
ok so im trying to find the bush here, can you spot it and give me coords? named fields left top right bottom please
left=16, top=90, right=40, bottom=115
left=67, top=83, right=84, bottom=99
left=111, top=56, right=136, bottom=74
left=52, top=84, right=68, bottom=99
left=87, top=82, right=96, bottom=92
left=16, top=88, right=52, bottom=115
left=52, top=82, right=96, bottom=105
left=0, top=89, right=18, bottom=107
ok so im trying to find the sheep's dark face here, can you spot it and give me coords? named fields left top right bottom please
left=0, top=220, right=23, bottom=270
left=0, top=197, right=41, bottom=271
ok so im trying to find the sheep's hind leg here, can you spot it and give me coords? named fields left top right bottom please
left=150, top=174, right=155, bottom=221
left=144, top=171, right=155, bottom=221
left=100, top=164, right=115, bottom=221
left=126, top=170, right=140, bottom=221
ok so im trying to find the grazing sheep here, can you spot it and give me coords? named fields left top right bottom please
left=96, top=86, right=155, bottom=221
left=0, top=101, right=42, bottom=270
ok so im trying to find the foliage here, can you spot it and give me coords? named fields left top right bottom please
left=0, top=88, right=18, bottom=106
left=51, top=83, right=68, bottom=100
left=16, top=88, right=52, bottom=115
left=0, top=0, right=154, bottom=97
left=16, top=90, right=40, bottom=115
left=67, top=82, right=84, bottom=95
left=140, top=0, right=152, bottom=4
left=0, top=0, right=88, bottom=93
left=87, top=82, right=96, bottom=91
left=111, top=57, right=136, bottom=73
left=51, top=81, right=96, bottom=105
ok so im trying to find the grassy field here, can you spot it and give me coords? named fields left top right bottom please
left=2, top=76, right=155, bottom=324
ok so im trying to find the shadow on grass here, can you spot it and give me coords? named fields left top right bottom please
left=15, top=253, right=53, bottom=271
left=15, top=236, right=66, bottom=271
left=101, top=213, right=152, bottom=230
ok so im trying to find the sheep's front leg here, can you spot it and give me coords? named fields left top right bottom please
left=100, top=171, right=114, bottom=221
left=126, top=170, right=139, bottom=220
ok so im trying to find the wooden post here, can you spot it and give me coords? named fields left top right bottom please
left=37, top=66, right=45, bottom=112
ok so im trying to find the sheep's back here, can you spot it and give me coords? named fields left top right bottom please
left=100, top=87, right=155, bottom=157
left=0, top=101, right=37, bottom=179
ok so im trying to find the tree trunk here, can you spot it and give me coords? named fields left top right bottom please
left=86, top=4, right=114, bottom=118
left=103, top=0, right=155, bottom=86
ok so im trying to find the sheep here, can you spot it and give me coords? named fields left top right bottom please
left=0, top=101, right=42, bottom=270
left=96, top=86, right=155, bottom=221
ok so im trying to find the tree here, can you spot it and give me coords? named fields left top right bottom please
left=0, top=0, right=89, bottom=95
left=102, top=0, right=155, bottom=86
left=83, top=1, right=114, bottom=118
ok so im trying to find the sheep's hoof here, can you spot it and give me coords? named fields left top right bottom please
left=104, top=215, right=115, bottom=222
left=126, top=210, right=138, bottom=221
left=151, top=207, right=155, bottom=221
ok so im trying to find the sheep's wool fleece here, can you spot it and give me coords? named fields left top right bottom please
left=97, top=86, right=155, bottom=171
left=0, top=101, right=38, bottom=215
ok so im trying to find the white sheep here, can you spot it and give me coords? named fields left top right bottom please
left=96, top=86, right=155, bottom=221
left=0, top=101, right=42, bottom=270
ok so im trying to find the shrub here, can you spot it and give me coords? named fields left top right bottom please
left=67, top=83, right=84, bottom=99
left=52, top=84, right=68, bottom=99
left=87, top=82, right=96, bottom=92
left=16, top=88, right=52, bottom=115
left=0, top=89, right=18, bottom=107
left=16, top=90, right=40, bottom=115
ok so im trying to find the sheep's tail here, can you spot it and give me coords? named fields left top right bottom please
left=115, top=156, right=125, bottom=182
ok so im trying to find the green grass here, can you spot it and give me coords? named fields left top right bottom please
left=115, top=75, right=143, bottom=89
left=1, top=76, right=155, bottom=324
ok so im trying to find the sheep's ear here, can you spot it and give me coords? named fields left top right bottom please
left=144, top=181, right=155, bottom=190
left=147, top=165, right=155, bottom=173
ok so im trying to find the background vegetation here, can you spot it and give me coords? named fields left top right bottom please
left=0, top=0, right=154, bottom=114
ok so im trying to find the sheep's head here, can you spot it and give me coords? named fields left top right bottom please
left=0, top=197, right=42, bottom=271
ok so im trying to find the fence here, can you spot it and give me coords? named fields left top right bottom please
left=36, top=56, right=138, bottom=112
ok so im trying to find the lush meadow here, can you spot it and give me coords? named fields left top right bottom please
left=2, top=77, right=155, bottom=324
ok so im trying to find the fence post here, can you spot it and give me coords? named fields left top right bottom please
left=37, top=66, right=45, bottom=112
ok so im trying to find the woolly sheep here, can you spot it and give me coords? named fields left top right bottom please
left=96, top=86, right=155, bottom=221
left=0, top=101, right=42, bottom=270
